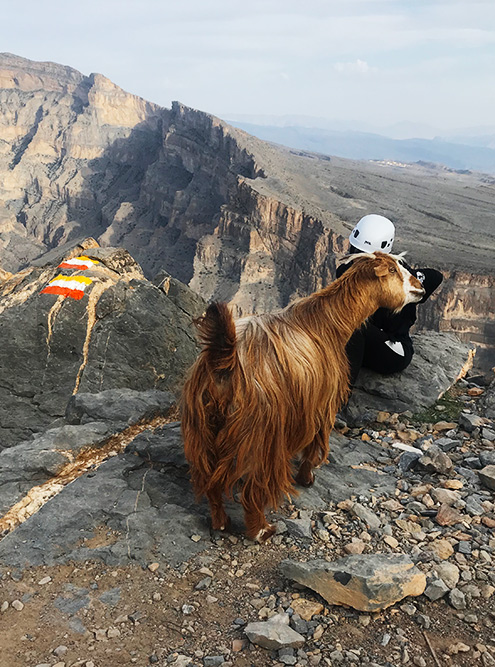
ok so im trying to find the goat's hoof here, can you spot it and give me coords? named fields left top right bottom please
left=211, top=516, right=231, bottom=532
left=254, top=524, right=276, bottom=543
left=295, top=471, right=315, bottom=488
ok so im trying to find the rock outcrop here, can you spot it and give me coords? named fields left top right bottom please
left=0, top=239, right=204, bottom=449
left=0, top=54, right=494, bottom=369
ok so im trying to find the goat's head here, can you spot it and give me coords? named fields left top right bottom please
left=347, top=252, right=425, bottom=312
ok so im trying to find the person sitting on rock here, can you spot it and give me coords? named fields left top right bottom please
left=337, top=214, right=444, bottom=387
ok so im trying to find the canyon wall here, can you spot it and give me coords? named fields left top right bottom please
left=0, top=54, right=494, bottom=370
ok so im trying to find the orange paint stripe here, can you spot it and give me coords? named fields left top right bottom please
left=40, top=285, right=86, bottom=300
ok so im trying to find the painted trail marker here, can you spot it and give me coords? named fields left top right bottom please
left=58, top=256, right=99, bottom=270
left=41, top=274, right=93, bottom=300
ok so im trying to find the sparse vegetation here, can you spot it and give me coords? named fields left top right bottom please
left=413, top=385, right=465, bottom=423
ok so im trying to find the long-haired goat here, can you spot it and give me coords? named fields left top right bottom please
left=182, top=252, right=425, bottom=541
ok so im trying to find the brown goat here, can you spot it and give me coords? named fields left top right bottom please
left=181, top=252, right=425, bottom=541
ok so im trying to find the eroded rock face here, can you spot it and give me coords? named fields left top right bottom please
left=0, top=240, right=204, bottom=449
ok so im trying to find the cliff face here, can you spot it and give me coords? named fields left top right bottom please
left=0, top=54, right=494, bottom=370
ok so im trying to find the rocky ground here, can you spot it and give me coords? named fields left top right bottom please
left=1, top=375, right=495, bottom=667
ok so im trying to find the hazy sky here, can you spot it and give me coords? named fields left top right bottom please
left=1, top=0, right=494, bottom=133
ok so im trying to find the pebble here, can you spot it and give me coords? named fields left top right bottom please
left=182, top=604, right=195, bottom=615
left=11, top=600, right=24, bottom=611
left=38, top=576, right=52, bottom=585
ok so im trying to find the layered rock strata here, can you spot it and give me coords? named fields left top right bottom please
left=1, top=53, right=494, bottom=367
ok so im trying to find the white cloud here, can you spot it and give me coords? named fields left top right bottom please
left=334, top=59, right=376, bottom=74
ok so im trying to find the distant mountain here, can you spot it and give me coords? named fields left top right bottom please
left=228, top=121, right=495, bottom=174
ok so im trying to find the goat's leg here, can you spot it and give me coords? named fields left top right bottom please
left=241, top=480, right=276, bottom=543
left=295, top=427, right=329, bottom=487
left=206, top=484, right=230, bottom=532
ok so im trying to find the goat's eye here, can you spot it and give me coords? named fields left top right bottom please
left=389, top=267, right=396, bottom=273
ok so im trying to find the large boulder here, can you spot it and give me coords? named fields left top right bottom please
left=0, top=241, right=204, bottom=449
left=349, top=331, right=475, bottom=416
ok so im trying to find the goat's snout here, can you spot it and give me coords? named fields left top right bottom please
left=407, top=274, right=425, bottom=301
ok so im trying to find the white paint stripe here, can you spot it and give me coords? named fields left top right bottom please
left=46, top=278, right=91, bottom=291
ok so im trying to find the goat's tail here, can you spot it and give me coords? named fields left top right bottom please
left=181, top=302, right=238, bottom=499
left=194, top=302, right=237, bottom=374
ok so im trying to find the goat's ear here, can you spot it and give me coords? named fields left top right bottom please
left=374, top=263, right=388, bottom=277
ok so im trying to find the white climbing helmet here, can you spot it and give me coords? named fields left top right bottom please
left=349, top=214, right=395, bottom=253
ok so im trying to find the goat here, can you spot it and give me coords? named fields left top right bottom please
left=181, top=252, right=425, bottom=541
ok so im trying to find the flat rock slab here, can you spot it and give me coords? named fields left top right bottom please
left=0, top=421, right=397, bottom=569
left=280, top=554, right=426, bottom=612
left=350, top=331, right=474, bottom=416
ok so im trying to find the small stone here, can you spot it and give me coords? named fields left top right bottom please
left=94, top=628, right=107, bottom=641
left=449, top=588, right=467, bottom=610
left=203, top=656, right=225, bottom=667
left=344, top=540, right=366, bottom=555
left=53, top=646, right=68, bottom=657
left=415, top=614, right=431, bottom=629
left=1, top=601, right=9, bottom=612
left=381, top=499, right=403, bottom=512
left=115, top=614, right=129, bottom=623
left=413, top=657, right=426, bottom=667
left=433, top=421, right=457, bottom=431
left=107, top=627, right=120, bottom=638
left=195, top=577, right=212, bottom=590
left=38, top=576, right=52, bottom=585
left=351, top=504, right=381, bottom=531
left=433, top=562, right=459, bottom=589
left=418, top=446, right=453, bottom=475
left=285, top=518, right=312, bottom=539
left=232, top=639, right=245, bottom=652
left=290, top=598, right=324, bottom=621
left=443, top=479, right=463, bottom=489
left=479, top=466, right=495, bottom=491
left=436, top=504, right=463, bottom=527
left=457, top=541, right=472, bottom=555
left=383, top=536, right=399, bottom=549
left=181, top=604, right=195, bottom=615
left=191, top=534, right=202, bottom=542
left=425, top=579, right=449, bottom=601
left=148, top=562, right=160, bottom=572
left=458, top=413, right=483, bottom=433
left=448, top=642, right=470, bottom=654
left=245, top=613, right=305, bottom=650
left=428, top=539, right=454, bottom=560
left=11, top=600, right=24, bottom=611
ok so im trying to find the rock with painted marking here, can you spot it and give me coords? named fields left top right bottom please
left=280, top=554, right=426, bottom=612
left=0, top=243, right=204, bottom=449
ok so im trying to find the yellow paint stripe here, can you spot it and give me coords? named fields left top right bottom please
left=50, top=274, right=93, bottom=285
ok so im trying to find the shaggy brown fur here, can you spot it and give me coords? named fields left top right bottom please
left=181, top=252, right=424, bottom=541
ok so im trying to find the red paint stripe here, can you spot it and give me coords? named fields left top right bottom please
left=58, top=261, right=92, bottom=270
left=40, top=286, right=86, bottom=300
